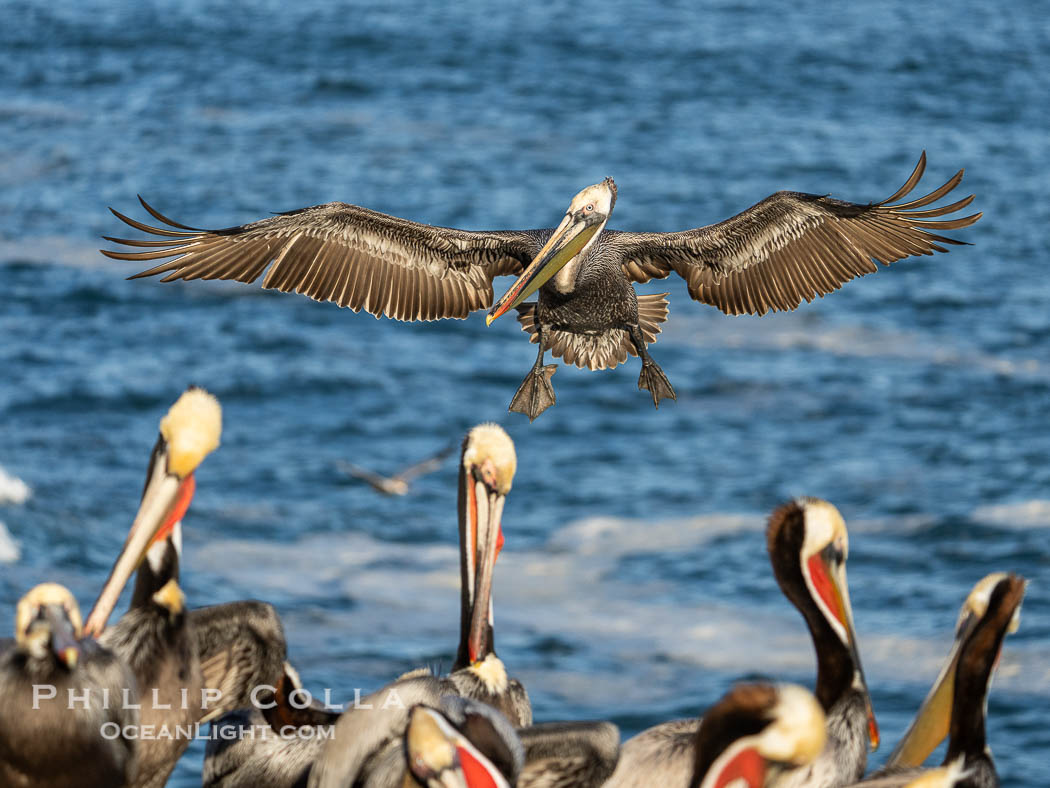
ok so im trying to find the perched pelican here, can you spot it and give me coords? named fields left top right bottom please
left=849, top=574, right=1026, bottom=788
left=766, top=498, right=879, bottom=787
left=605, top=498, right=876, bottom=787
left=403, top=699, right=523, bottom=788
left=103, top=153, right=980, bottom=420
left=0, top=583, right=139, bottom=788
left=442, top=424, right=530, bottom=727
left=607, top=682, right=826, bottom=787
left=307, top=673, right=449, bottom=787
left=405, top=697, right=620, bottom=788
left=337, top=442, right=455, bottom=496
left=83, top=387, right=287, bottom=787
left=515, top=720, right=620, bottom=788
left=203, top=662, right=340, bottom=788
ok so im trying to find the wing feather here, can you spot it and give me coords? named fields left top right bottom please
left=103, top=200, right=544, bottom=321
left=613, top=153, right=980, bottom=316
left=188, top=601, right=286, bottom=723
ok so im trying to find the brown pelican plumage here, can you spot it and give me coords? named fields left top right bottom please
left=405, top=697, right=620, bottom=788
left=337, top=442, right=455, bottom=497
left=766, top=498, right=879, bottom=788
left=605, top=498, right=876, bottom=787
left=850, top=573, right=1026, bottom=788
left=403, top=699, right=524, bottom=788
left=103, top=153, right=980, bottom=420
left=203, top=662, right=340, bottom=788
left=0, top=583, right=139, bottom=788
left=443, top=424, right=530, bottom=727
left=307, top=673, right=449, bottom=787
left=607, top=682, right=826, bottom=788
left=514, top=720, right=620, bottom=788
left=83, top=387, right=286, bottom=787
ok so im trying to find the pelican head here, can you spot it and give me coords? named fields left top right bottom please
left=486, top=178, right=616, bottom=324
left=84, top=386, right=221, bottom=636
left=885, top=572, right=1026, bottom=769
left=15, top=583, right=83, bottom=670
left=767, top=497, right=879, bottom=752
left=695, top=682, right=827, bottom=788
left=404, top=704, right=513, bottom=788
left=457, top=424, right=515, bottom=669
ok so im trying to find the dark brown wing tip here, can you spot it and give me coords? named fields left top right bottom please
left=138, top=195, right=205, bottom=231
left=877, top=151, right=928, bottom=205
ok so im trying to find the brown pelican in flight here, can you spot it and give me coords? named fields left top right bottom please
left=103, top=153, right=980, bottom=420
left=0, top=583, right=139, bottom=788
left=848, top=573, right=1026, bottom=788
left=83, top=386, right=287, bottom=787
left=337, top=442, right=455, bottom=496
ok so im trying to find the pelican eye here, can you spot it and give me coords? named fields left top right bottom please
left=823, top=542, right=845, bottom=565
left=585, top=204, right=594, bottom=212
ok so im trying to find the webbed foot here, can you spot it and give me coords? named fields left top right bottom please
left=509, top=365, right=558, bottom=421
left=638, top=360, right=676, bottom=408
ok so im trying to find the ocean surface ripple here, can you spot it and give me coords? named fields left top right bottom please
left=1, top=1, right=1047, bottom=783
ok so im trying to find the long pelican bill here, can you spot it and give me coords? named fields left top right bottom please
left=805, top=542, right=879, bottom=751
left=83, top=387, right=221, bottom=637
left=486, top=212, right=600, bottom=325
left=885, top=572, right=1019, bottom=769
left=464, top=466, right=506, bottom=663
left=83, top=453, right=193, bottom=636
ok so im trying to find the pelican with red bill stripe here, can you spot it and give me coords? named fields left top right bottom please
left=404, top=701, right=520, bottom=788
left=693, top=683, right=827, bottom=788
left=767, top=498, right=879, bottom=788
left=81, top=386, right=286, bottom=788
left=446, top=424, right=531, bottom=728
left=83, top=385, right=221, bottom=637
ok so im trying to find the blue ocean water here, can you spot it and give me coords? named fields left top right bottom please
left=1, top=0, right=1047, bottom=783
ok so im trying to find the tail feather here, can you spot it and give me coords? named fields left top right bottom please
left=515, top=293, right=669, bottom=371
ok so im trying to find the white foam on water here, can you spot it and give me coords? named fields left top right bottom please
left=0, top=237, right=104, bottom=270
left=666, top=314, right=1048, bottom=381
left=190, top=508, right=1048, bottom=707
left=972, top=499, right=1050, bottom=528
left=0, top=466, right=31, bottom=505
left=0, top=521, right=20, bottom=564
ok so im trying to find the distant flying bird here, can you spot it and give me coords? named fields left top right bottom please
left=104, top=152, right=979, bottom=420
left=336, top=442, right=455, bottom=496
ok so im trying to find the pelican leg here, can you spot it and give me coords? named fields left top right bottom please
left=628, top=325, right=676, bottom=408
left=509, top=324, right=558, bottom=421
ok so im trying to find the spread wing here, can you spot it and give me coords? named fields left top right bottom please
left=395, top=442, right=456, bottom=481
left=102, top=198, right=547, bottom=321
left=189, top=601, right=287, bottom=722
left=614, top=152, right=981, bottom=315
left=517, top=721, right=621, bottom=788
